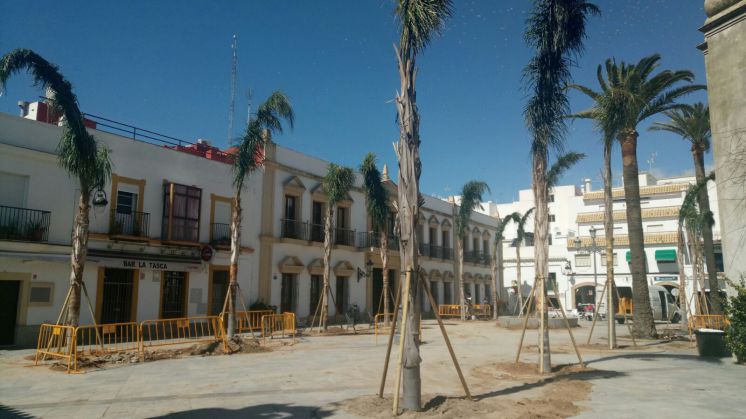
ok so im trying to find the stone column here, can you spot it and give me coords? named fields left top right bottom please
left=700, top=0, right=746, bottom=289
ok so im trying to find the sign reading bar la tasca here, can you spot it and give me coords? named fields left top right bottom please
left=96, top=257, right=202, bottom=272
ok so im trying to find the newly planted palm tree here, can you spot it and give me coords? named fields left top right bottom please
left=572, top=54, right=704, bottom=338
left=360, top=153, right=393, bottom=326
left=455, top=181, right=490, bottom=321
left=514, top=208, right=534, bottom=315
left=319, top=164, right=355, bottom=330
left=651, top=103, right=721, bottom=314
left=491, top=212, right=520, bottom=319
left=225, top=92, right=293, bottom=339
left=1, top=49, right=111, bottom=326
left=523, top=0, right=598, bottom=372
left=392, top=0, right=452, bottom=411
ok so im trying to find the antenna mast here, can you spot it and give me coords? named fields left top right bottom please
left=228, top=34, right=238, bottom=144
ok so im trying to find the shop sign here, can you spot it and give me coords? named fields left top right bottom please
left=95, top=257, right=202, bottom=272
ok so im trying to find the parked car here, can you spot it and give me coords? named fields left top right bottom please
left=616, top=285, right=682, bottom=324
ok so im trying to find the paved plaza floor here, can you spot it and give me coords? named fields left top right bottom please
left=1, top=320, right=743, bottom=418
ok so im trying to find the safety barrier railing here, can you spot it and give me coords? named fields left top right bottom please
left=35, top=324, right=77, bottom=373
left=473, top=304, right=491, bottom=318
left=688, top=314, right=730, bottom=336
left=438, top=305, right=463, bottom=318
left=261, top=313, right=296, bottom=343
left=139, top=316, right=225, bottom=353
left=75, top=322, right=139, bottom=356
left=373, top=313, right=396, bottom=345
left=235, top=310, right=275, bottom=334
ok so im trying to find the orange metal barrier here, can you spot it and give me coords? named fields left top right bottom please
left=235, top=310, right=275, bottom=334
left=473, top=304, right=491, bottom=318
left=75, top=322, right=139, bottom=356
left=261, top=313, right=296, bottom=343
left=689, top=314, right=730, bottom=335
left=35, top=324, right=77, bottom=373
left=374, top=313, right=396, bottom=345
left=139, top=316, right=225, bottom=353
left=438, top=305, right=462, bottom=318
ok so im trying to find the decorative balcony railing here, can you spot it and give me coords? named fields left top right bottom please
left=211, top=222, right=231, bottom=246
left=442, top=247, right=453, bottom=260
left=334, top=227, right=356, bottom=247
left=280, top=218, right=308, bottom=241
left=310, top=223, right=324, bottom=242
left=0, top=205, right=50, bottom=243
left=111, top=210, right=150, bottom=238
left=357, top=231, right=399, bottom=251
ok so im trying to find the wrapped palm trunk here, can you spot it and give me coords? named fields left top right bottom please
left=381, top=232, right=390, bottom=327
left=603, top=143, right=616, bottom=349
left=532, top=155, right=551, bottom=373
left=321, top=205, right=333, bottom=330
left=66, top=190, right=91, bottom=326
left=491, top=245, right=499, bottom=319
left=226, top=193, right=242, bottom=339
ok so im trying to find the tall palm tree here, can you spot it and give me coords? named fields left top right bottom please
left=568, top=79, right=621, bottom=347
left=1, top=49, right=111, bottom=326
left=455, top=181, right=490, bottom=321
left=523, top=0, right=598, bottom=372
left=650, top=103, right=721, bottom=314
left=225, top=92, right=293, bottom=339
left=514, top=208, right=535, bottom=315
left=491, top=212, right=520, bottom=319
left=319, top=164, right=355, bottom=330
left=392, top=0, right=452, bottom=411
left=360, top=153, right=392, bottom=326
left=571, top=54, right=704, bottom=338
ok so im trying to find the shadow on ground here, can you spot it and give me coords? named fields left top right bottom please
left=585, top=352, right=728, bottom=365
left=154, top=403, right=333, bottom=418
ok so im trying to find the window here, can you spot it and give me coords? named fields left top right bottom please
left=548, top=214, right=556, bottom=223
left=337, top=206, right=349, bottom=229
left=310, top=275, right=322, bottom=314
left=524, top=232, right=535, bottom=247
left=429, top=227, right=437, bottom=245
left=161, top=271, right=188, bottom=319
left=600, top=252, right=618, bottom=266
left=549, top=194, right=555, bottom=203
left=281, top=273, right=297, bottom=313
left=472, top=238, right=479, bottom=252
left=444, top=282, right=453, bottom=304
left=311, top=201, right=324, bottom=242
left=0, top=172, right=28, bottom=207
left=116, top=190, right=138, bottom=215
left=575, top=253, right=591, bottom=267
left=482, top=239, right=489, bottom=254
left=284, top=195, right=297, bottom=221
left=29, top=283, right=54, bottom=306
left=442, top=231, right=450, bottom=248
left=163, top=183, right=201, bottom=242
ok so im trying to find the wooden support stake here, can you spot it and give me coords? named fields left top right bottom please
left=586, top=281, right=608, bottom=345
left=392, top=270, right=412, bottom=416
left=514, top=281, right=537, bottom=363
left=538, top=276, right=546, bottom=374
left=378, top=284, right=402, bottom=398
left=422, top=279, right=472, bottom=400
left=553, top=287, right=584, bottom=367
left=81, top=283, right=103, bottom=351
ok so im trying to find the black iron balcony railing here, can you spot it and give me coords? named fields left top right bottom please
left=464, top=250, right=479, bottom=263
left=281, top=218, right=308, bottom=240
left=442, top=247, right=453, bottom=260
left=111, top=210, right=150, bottom=238
left=429, top=245, right=443, bottom=259
left=481, top=252, right=492, bottom=266
left=0, top=205, right=51, bottom=243
left=419, top=243, right=430, bottom=257
left=357, top=231, right=400, bottom=251
left=334, top=227, right=356, bottom=247
left=211, top=222, right=231, bottom=246
left=310, top=223, right=324, bottom=242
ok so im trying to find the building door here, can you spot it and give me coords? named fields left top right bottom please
left=372, top=268, right=384, bottom=314
left=0, top=281, right=20, bottom=345
left=210, top=270, right=229, bottom=315
left=161, top=271, right=188, bottom=319
left=444, top=282, right=452, bottom=304
left=335, top=276, right=349, bottom=314
left=310, top=275, right=322, bottom=316
left=281, top=273, right=296, bottom=313
left=101, top=269, right=135, bottom=324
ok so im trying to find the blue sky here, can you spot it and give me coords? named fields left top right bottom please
left=1, top=0, right=710, bottom=203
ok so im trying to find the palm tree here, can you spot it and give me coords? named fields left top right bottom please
left=319, top=164, right=355, bottom=330
left=360, top=153, right=392, bottom=326
left=514, top=208, right=535, bottom=315
left=491, top=212, right=520, bottom=319
left=523, top=0, right=598, bottom=373
left=650, top=103, right=721, bottom=314
left=392, top=0, right=452, bottom=411
left=225, top=92, right=293, bottom=339
left=1, top=49, right=111, bottom=326
left=455, top=181, right=490, bottom=321
left=571, top=54, right=704, bottom=338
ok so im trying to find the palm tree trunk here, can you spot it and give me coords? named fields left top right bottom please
left=227, top=190, right=241, bottom=339
left=380, top=231, right=390, bottom=327
left=532, top=153, right=550, bottom=373
left=620, top=130, right=657, bottom=338
left=603, top=140, right=617, bottom=349
left=516, top=244, right=523, bottom=315
left=65, top=190, right=91, bottom=326
left=457, top=237, right=465, bottom=321
left=321, top=205, right=333, bottom=330
left=692, top=147, right=722, bottom=314
left=676, top=226, right=689, bottom=324
left=491, top=242, right=499, bottom=320
left=395, top=46, right=422, bottom=412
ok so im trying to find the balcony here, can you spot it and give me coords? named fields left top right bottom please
left=429, top=245, right=443, bottom=259
left=334, top=227, right=356, bottom=247
left=280, top=218, right=308, bottom=241
left=464, top=250, right=490, bottom=265
left=0, top=205, right=51, bottom=243
left=310, top=223, right=324, bottom=243
left=358, top=231, right=400, bottom=251
left=442, top=247, right=453, bottom=260
left=211, top=222, right=231, bottom=246
left=111, top=210, right=150, bottom=238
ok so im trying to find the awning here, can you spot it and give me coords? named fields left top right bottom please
left=626, top=251, right=631, bottom=263
left=655, top=249, right=677, bottom=262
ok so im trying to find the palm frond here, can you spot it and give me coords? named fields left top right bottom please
left=455, top=180, right=490, bottom=238
left=359, top=152, right=390, bottom=231
left=256, top=91, right=294, bottom=138
left=396, top=0, right=453, bottom=58
left=516, top=208, right=535, bottom=241
left=649, top=102, right=710, bottom=150
left=546, top=151, right=585, bottom=189
left=494, top=212, right=521, bottom=245
left=323, top=163, right=355, bottom=205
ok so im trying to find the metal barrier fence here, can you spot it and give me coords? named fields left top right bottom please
left=473, top=304, right=491, bottom=318
left=235, top=310, right=275, bottom=333
left=35, top=324, right=77, bottom=373
left=689, top=314, right=730, bottom=336
left=139, top=316, right=225, bottom=353
left=76, top=322, right=139, bottom=356
left=261, top=313, right=296, bottom=343
left=437, top=304, right=491, bottom=318
left=438, top=305, right=462, bottom=318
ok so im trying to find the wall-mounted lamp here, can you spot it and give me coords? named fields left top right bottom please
left=357, top=258, right=374, bottom=282
left=92, top=189, right=108, bottom=207
left=273, top=273, right=278, bottom=281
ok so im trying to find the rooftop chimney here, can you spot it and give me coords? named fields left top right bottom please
left=583, top=178, right=592, bottom=193
left=18, top=101, right=29, bottom=117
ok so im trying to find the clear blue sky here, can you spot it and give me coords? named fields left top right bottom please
left=1, top=0, right=710, bottom=203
